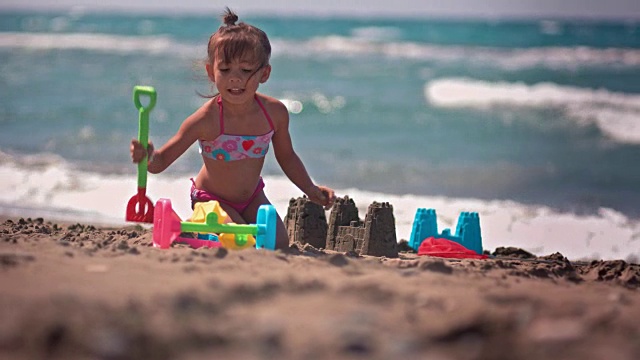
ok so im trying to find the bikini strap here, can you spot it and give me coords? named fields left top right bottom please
left=255, top=96, right=275, bottom=131
left=217, top=95, right=274, bottom=132
left=216, top=96, right=225, bottom=134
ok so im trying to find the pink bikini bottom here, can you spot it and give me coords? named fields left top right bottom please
left=190, top=178, right=265, bottom=214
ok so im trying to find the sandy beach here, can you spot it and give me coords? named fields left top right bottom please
left=1, top=212, right=639, bottom=360
left=1, top=5, right=640, bottom=360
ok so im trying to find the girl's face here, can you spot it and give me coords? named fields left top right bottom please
left=206, top=55, right=271, bottom=103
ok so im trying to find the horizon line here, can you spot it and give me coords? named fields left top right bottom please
left=1, top=5, right=639, bottom=22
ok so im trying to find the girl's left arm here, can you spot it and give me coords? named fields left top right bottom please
left=270, top=101, right=335, bottom=209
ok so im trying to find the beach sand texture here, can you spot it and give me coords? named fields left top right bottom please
left=1, top=197, right=640, bottom=360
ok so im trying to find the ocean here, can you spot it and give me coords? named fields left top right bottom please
left=1, top=10, right=639, bottom=261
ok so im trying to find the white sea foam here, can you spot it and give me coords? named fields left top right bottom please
left=272, top=36, right=640, bottom=68
left=350, top=26, right=403, bottom=41
left=0, top=151, right=638, bottom=261
left=425, top=77, right=640, bottom=144
left=0, top=32, right=199, bottom=56
left=2, top=32, right=640, bottom=70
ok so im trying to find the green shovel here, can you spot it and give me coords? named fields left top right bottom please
left=126, top=86, right=156, bottom=223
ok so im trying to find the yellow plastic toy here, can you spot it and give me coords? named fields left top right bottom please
left=189, top=201, right=256, bottom=250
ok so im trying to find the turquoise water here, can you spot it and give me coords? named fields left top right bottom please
left=1, top=11, right=640, bottom=217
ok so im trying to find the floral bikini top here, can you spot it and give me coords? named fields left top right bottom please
left=199, top=96, right=275, bottom=162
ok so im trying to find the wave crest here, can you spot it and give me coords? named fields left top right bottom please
left=2, top=32, right=639, bottom=69
left=425, top=78, right=640, bottom=144
left=273, top=35, right=640, bottom=69
left=0, top=32, right=199, bottom=56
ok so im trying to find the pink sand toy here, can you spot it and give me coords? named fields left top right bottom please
left=153, top=198, right=277, bottom=250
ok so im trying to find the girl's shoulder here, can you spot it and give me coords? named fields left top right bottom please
left=256, top=93, right=288, bottom=122
left=256, top=93, right=286, bottom=112
left=190, top=97, right=219, bottom=122
left=182, top=98, right=220, bottom=137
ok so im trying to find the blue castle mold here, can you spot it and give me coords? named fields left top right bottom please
left=408, top=208, right=483, bottom=255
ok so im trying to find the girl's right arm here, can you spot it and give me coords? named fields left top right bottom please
left=130, top=104, right=211, bottom=173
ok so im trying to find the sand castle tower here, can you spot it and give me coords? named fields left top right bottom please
left=325, top=196, right=360, bottom=251
left=284, top=196, right=327, bottom=248
left=285, top=195, right=399, bottom=257
left=327, top=197, right=398, bottom=258
left=359, top=202, right=398, bottom=258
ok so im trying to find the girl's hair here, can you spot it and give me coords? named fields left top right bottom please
left=207, top=7, right=271, bottom=68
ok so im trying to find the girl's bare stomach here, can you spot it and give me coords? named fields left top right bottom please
left=194, top=158, right=266, bottom=203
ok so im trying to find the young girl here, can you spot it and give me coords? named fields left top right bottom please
left=130, top=8, right=335, bottom=250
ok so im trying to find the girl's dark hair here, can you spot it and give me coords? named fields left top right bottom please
left=207, top=7, right=271, bottom=68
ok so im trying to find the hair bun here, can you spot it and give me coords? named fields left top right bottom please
left=222, top=7, right=239, bottom=26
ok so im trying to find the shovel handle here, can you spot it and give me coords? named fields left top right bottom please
left=133, top=86, right=156, bottom=188
left=133, top=86, right=157, bottom=113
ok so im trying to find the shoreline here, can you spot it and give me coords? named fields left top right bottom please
left=2, top=150, right=639, bottom=262
left=1, top=216, right=639, bottom=359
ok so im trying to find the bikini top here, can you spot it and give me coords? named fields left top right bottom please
left=199, top=96, right=275, bottom=162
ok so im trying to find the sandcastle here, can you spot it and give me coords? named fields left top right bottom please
left=284, top=196, right=328, bottom=249
left=285, top=195, right=398, bottom=258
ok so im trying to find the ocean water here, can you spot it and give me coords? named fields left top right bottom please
left=1, top=10, right=640, bottom=261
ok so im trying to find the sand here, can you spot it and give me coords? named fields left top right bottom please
left=1, top=216, right=639, bottom=360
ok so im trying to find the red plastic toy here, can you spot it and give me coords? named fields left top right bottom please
left=418, top=237, right=488, bottom=259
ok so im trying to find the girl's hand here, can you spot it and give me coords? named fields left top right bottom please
left=307, top=185, right=336, bottom=210
left=130, top=139, right=154, bottom=164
